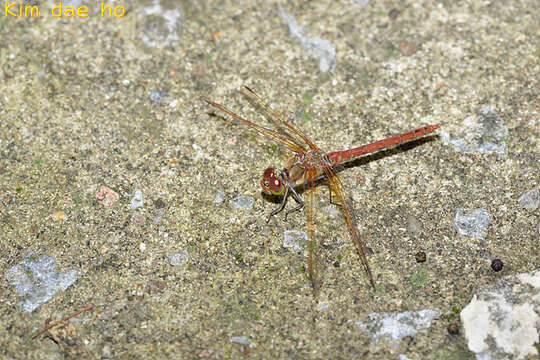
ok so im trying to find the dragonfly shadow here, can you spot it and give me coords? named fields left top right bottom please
left=262, top=134, right=440, bottom=202
left=260, top=134, right=440, bottom=216
left=261, top=191, right=284, bottom=205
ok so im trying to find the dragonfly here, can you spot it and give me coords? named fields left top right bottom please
left=201, top=86, right=439, bottom=293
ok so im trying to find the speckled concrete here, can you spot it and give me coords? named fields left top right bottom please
left=1, top=0, right=538, bottom=358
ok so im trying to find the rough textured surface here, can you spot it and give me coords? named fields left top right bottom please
left=460, top=269, right=540, bottom=360
left=5, top=252, right=79, bottom=313
left=355, top=308, right=440, bottom=345
left=1, top=0, right=538, bottom=358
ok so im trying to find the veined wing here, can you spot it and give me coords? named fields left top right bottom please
left=322, top=165, right=376, bottom=289
left=305, top=168, right=324, bottom=297
left=201, top=97, right=306, bottom=153
left=240, top=86, right=317, bottom=150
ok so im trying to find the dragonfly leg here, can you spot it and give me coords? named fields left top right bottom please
left=284, top=186, right=304, bottom=220
left=267, top=185, right=290, bottom=222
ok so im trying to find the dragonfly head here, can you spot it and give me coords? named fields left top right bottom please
left=260, top=168, right=285, bottom=196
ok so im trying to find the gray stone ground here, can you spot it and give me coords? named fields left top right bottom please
left=0, top=0, right=538, bottom=359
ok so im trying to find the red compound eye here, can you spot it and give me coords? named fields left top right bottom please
left=260, top=168, right=285, bottom=195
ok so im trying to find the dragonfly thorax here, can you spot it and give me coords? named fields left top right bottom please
left=260, top=167, right=286, bottom=196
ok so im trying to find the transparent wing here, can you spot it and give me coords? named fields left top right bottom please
left=240, top=86, right=316, bottom=151
left=201, top=97, right=306, bottom=153
left=305, top=168, right=324, bottom=297
left=322, top=166, right=376, bottom=289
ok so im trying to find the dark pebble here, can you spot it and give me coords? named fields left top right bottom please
left=415, top=251, right=426, bottom=263
left=154, top=198, right=166, bottom=209
left=447, top=323, right=459, bottom=335
left=364, top=247, right=374, bottom=256
left=389, top=8, right=400, bottom=20
left=491, top=258, right=503, bottom=272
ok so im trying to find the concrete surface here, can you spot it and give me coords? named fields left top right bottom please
left=1, top=0, right=538, bottom=358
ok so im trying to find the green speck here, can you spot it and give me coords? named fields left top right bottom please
left=33, top=158, right=43, bottom=167
left=336, top=254, right=343, bottom=261
left=267, top=144, right=278, bottom=155
left=376, top=10, right=387, bottom=17
left=444, top=305, right=462, bottom=320
left=387, top=48, right=397, bottom=57
left=301, top=112, right=312, bottom=123
left=300, top=264, right=306, bottom=273
left=374, top=282, right=386, bottom=295
left=16, top=186, right=22, bottom=193
left=24, top=267, right=34, bottom=278
left=235, top=253, right=244, bottom=264
left=411, top=268, right=429, bottom=287
left=27, top=255, right=39, bottom=262
left=206, top=54, right=212, bottom=62
left=302, top=92, right=314, bottom=104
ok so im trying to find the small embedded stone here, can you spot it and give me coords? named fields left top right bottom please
left=491, top=259, right=503, bottom=272
left=415, top=251, right=426, bottom=263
